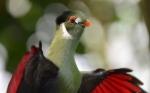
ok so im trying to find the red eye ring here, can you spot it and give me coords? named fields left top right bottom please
left=68, top=16, right=77, bottom=23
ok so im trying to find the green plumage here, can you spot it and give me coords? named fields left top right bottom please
left=7, top=10, right=146, bottom=93
left=46, top=11, right=86, bottom=93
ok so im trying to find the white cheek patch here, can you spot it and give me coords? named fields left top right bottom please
left=61, top=23, right=72, bottom=39
left=75, top=17, right=82, bottom=24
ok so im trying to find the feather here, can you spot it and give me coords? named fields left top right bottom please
left=7, top=46, right=38, bottom=93
left=78, top=68, right=146, bottom=93
left=7, top=43, right=59, bottom=93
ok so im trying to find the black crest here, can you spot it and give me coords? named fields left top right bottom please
left=56, top=11, right=72, bottom=25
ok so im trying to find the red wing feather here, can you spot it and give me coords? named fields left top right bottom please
left=99, top=83, right=111, bottom=93
left=91, top=68, right=146, bottom=93
left=7, top=46, right=38, bottom=93
left=102, top=80, right=119, bottom=93
left=108, top=76, right=141, bottom=92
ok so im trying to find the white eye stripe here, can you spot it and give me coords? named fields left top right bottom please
left=61, top=23, right=72, bottom=39
left=75, top=17, right=82, bottom=24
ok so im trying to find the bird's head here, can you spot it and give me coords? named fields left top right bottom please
left=56, top=11, right=91, bottom=40
left=46, top=11, right=91, bottom=67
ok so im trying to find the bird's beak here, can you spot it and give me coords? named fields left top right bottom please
left=82, top=20, right=92, bottom=27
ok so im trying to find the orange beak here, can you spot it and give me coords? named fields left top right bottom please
left=82, top=20, right=92, bottom=27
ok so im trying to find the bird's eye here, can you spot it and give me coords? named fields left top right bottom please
left=68, top=16, right=77, bottom=23
left=67, top=16, right=92, bottom=27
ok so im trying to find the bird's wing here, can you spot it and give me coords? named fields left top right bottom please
left=78, top=68, right=147, bottom=93
left=7, top=43, right=59, bottom=93
left=7, top=46, right=39, bottom=93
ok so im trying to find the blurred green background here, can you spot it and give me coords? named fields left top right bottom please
left=0, top=0, right=150, bottom=92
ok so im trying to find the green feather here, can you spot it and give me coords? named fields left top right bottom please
left=46, top=23, right=84, bottom=93
left=46, top=11, right=87, bottom=93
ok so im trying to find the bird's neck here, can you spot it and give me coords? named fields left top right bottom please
left=46, top=24, right=83, bottom=93
left=46, top=25, right=79, bottom=67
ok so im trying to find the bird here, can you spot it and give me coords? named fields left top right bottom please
left=7, top=11, right=146, bottom=93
